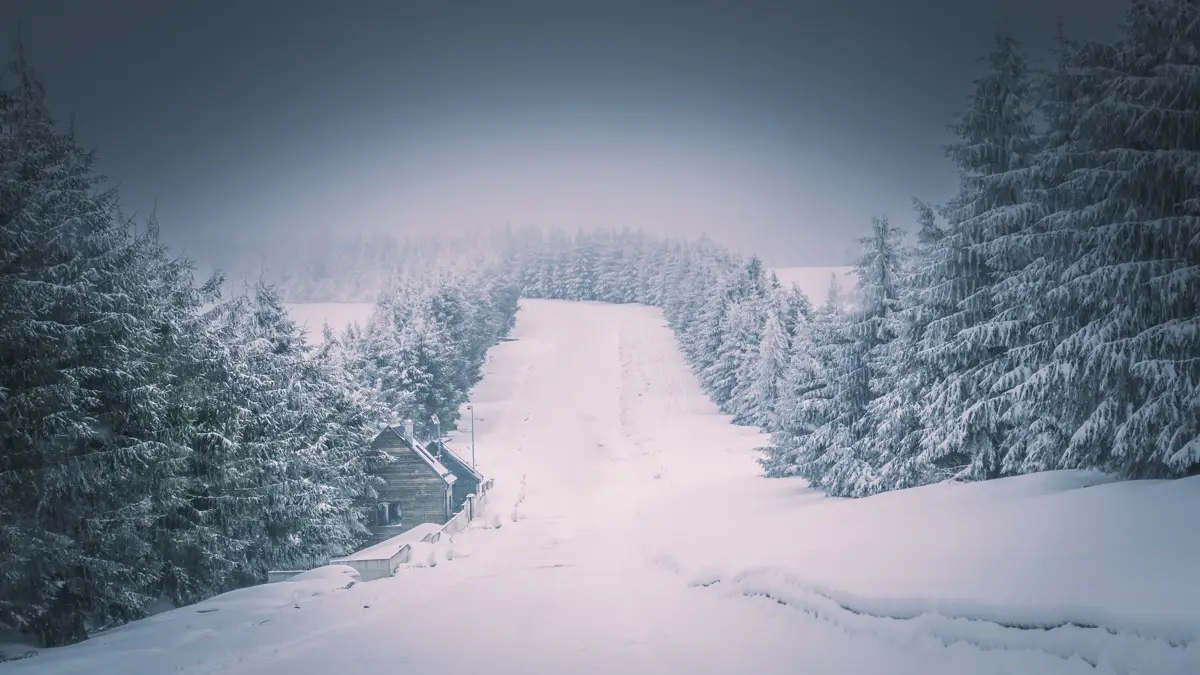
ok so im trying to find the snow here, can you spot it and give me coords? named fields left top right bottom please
left=282, top=302, right=375, bottom=344
left=402, top=436, right=457, bottom=484
left=334, top=523, right=443, bottom=563
left=13, top=299, right=1198, bottom=674
left=772, top=266, right=855, bottom=304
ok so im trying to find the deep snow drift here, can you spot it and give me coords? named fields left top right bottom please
left=10, top=300, right=1197, bottom=674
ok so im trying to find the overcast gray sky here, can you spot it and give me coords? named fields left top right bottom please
left=1, top=0, right=1128, bottom=266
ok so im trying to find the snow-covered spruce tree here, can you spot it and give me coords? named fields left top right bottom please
left=150, top=267, right=262, bottom=609
left=309, top=323, right=392, bottom=546
left=375, top=290, right=454, bottom=438
left=659, top=242, right=695, bottom=329
left=1012, top=1, right=1200, bottom=478
left=568, top=231, right=598, bottom=301
left=345, top=258, right=519, bottom=441
left=734, top=290, right=791, bottom=430
left=0, top=50, right=211, bottom=645
left=671, top=248, right=722, bottom=357
left=426, top=272, right=483, bottom=403
left=722, top=298, right=767, bottom=421
left=483, top=257, right=523, bottom=344
left=202, top=283, right=384, bottom=581
left=699, top=257, right=768, bottom=408
left=760, top=308, right=827, bottom=476
left=760, top=277, right=846, bottom=480
left=812, top=216, right=904, bottom=496
left=354, top=287, right=420, bottom=424
left=635, top=239, right=666, bottom=306
left=918, top=33, right=1042, bottom=481
left=856, top=200, right=951, bottom=491
left=692, top=267, right=737, bottom=390
left=592, top=230, right=629, bottom=303
left=779, top=282, right=813, bottom=343
left=156, top=289, right=266, bottom=604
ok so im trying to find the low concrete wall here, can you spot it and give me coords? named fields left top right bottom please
left=441, top=507, right=471, bottom=535
left=331, top=533, right=415, bottom=581
left=473, top=489, right=490, bottom=515
left=330, top=544, right=411, bottom=582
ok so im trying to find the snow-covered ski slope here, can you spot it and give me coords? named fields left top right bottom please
left=14, top=300, right=1198, bottom=674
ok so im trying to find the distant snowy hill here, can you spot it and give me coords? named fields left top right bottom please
left=284, top=303, right=376, bottom=344
left=772, top=266, right=856, bottom=305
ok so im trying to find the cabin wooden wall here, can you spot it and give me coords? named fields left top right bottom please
left=429, top=442, right=480, bottom=513
left=445, top=459, right=479, bottom=512
left=370, top=431, right=450, bottom=527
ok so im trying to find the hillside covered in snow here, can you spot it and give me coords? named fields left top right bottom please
left=8, top=300, right=1197, bottom=674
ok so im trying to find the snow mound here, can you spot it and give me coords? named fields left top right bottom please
left=0, top=565, right=362, bottom=673
left=639, top=469, right=1200, bottom=672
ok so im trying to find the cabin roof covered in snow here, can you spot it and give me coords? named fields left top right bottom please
left=430, top=440, right=484, bottom=483
left=374, top=426, right=457, bottom=484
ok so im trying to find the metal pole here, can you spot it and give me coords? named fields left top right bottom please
left=470, top=405, right=476, bottom=469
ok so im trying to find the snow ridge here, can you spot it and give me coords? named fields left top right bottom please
left=663, top=560, right=1196, bottom=674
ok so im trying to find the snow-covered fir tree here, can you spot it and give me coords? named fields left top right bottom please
left=735, top=291, right=791, bottom=430
left=855, top=201, right=950, bottom=491
left=809, top=216, right=904, bottom=496
left=760, top=276, right=848, bottom=481
left=1013, top=0, right=1200, bottom=478
left=722, top=297, right=767, bottom=421
left=918, top=33, right=1042, bottom=481
left=760, top=308, right=828, bottom=477
left=0, top=51, right=220, bottom=644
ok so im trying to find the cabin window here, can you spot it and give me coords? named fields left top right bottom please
left=388, top=502, right=402, bottom=525
left=375, top=503, right=389, bottom=526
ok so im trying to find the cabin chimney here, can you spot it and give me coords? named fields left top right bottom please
left=403, top=419, right=415, bottom=444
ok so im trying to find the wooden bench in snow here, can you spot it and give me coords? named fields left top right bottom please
left=329, top=523, right=444, bottom=581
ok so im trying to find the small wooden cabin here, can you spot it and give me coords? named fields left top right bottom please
left=366, top=426, right=457, bottom=545
left=428, top=440, right=484, bottom=514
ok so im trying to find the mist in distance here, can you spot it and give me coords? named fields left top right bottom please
left=2, top=0, right=1128, bottom=267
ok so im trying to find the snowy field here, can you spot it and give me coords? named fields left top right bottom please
left=772, top=266, right=855, bottom=304
left=12, top=299, right=1197, bottom=674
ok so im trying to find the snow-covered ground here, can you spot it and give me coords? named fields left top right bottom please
left=772, top=266, right=855, bottom=304
left=283, top=302, right=375, bottom=344
left=12, top=299, right=1197, bottom=674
